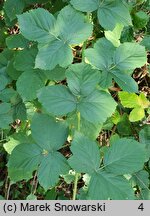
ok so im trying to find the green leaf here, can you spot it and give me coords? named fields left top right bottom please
left=71, top=0, right=132, bottom=30
left=105, top=23, right=124, bottom=47
left=132, top=170, right=149, bottom=189
left=26, top=194, right=37, bottom=200
left=16, top=70, right=45, bottom=101
left=133, top=11, right=149, bottom=29
left=97, top=0, right=132, bottom=30
left=8, top=143, right=42, bottom=172
left=38, top=85, right=77, bottom=116
left=4, top=132, right=33, bottom=154
left=119, top=92, right=150, bottom=108
left=18, top=6, right=92, bottom=70
left=45, top=188, right=57, bottom=200
left=70, top=0, right=99, bottom=12
left=0, top=74, right=8, bottom=91
left=17, top=8, right=58, bottom=44
left=0, top=88, right=17, bottom=102
left=56, top=5, right=93, bottom=45
left=6, top=59, right=23, bottom=80
left=85, top=38, right=115, bottom=71
left=6, top=34, right=29, bottom=49
left=117, top=113, right=132, bottom=136
left=0, top=103, right=13, bottom=129
left=114, top=43, right=147, bottom=71
left=14, top=47, right=38, bottom=71
left=118, top=92, right=139, bottom=108
left=104, top=138, right=146, bottom=175
left=111, top=70, right=138, bottom=93
left=68, top=132, right=100, bottom=174
left=88, top=171, right=134, bottom=200
left=67, top=113, right=102, bottom=140
left=77, top=90, right=117, bottom=124
left=31, top=113, right=68, bottom=152
left=140, top=36, right=150, bottom=51
left=12, top=101, right=27, bottom=121
left=4, top=0, right=25, bottom=21
left=139, top=126, right=150, bottom=146
left=38, top=152, right=69, bottom=190
left=129, top=107, right=145, bottom=122
left=44, top=65, right=66, bottom=81
left=66, top=63, right=100, bottom=96
left=8, top=168, right=33, bottom=182
left=35, top=40, right=73, bottom=70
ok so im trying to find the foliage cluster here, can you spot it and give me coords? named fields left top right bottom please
left=0, top=0, right=150, bottom=200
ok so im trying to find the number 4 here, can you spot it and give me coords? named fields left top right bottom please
left=138, top=203, right=144, bottom=211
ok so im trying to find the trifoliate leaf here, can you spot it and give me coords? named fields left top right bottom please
left=18, top=6, right=93, bottom=70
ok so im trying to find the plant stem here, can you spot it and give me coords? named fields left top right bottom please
left=72, top=173, right=80, bottom=200
left=77, top=111, right=81, bottom=131
left=72, top=112, right=81, bottom=200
